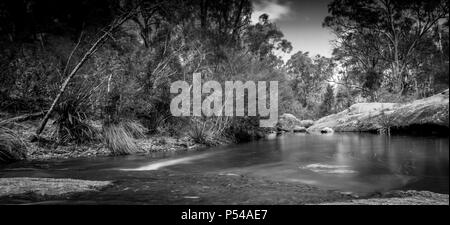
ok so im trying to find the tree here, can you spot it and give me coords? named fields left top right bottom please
left=319, top=84, right=335, bottom=116
left=285, top=51, right=334, bottom=109
left=36, top=11, right=135, bottom=136
left=324, top=0, right=449, bottom=95
left=244, top=14, right=292, bottom=60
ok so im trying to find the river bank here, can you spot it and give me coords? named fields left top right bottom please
left=1, top=118, right=210, bottom=162
left=0, top=174, right=448, bottom=205
left=0, top=173, right=351, bottom=204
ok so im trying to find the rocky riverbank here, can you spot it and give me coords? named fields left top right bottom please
left=1, top=118, right=208, bottom=162
left=321, top=190, right=449, bottom=205
left=0, top=173, right=350, bottom=204
left=307, top=89, right=449, bottom=134
left=0, top=175, right=447, bottom=205
left=0, top=177, right=111, bottom=198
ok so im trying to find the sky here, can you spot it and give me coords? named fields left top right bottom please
left=251, top=0, right=335, bottom=62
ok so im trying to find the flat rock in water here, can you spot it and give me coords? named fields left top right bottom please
left=0, top=177, right=112, bottom=197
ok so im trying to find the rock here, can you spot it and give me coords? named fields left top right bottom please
left=321, top=190, right=449, bottom=205
left=0, top=177, right=112, bottom=197
left=308, top=89, right=449, bottom=133
left=277, top=113, right=303, bottom=131
left=299, top=120, right=314, bottom=128
left=293, top=126, right=307, bottom=133
left=320, top=127, right=334, bottom=134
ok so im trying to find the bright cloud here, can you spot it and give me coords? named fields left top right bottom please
left=251, top=0, right=291, bottom=23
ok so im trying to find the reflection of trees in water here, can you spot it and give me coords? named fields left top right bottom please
left=216, top=140, right=284, bottom=168
left=334, top=134, right=448, bottom=178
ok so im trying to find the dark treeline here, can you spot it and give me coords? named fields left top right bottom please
left=0, top=0, right=448, bottom=161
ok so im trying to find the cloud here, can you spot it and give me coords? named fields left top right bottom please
left=251, top=0, right=291, bottom=24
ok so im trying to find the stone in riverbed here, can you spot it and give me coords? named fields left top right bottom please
left=0, top=177, right=112, bottom=197
left=277, top=113, right=313, bottom=132
left=293, top=126, right=307, bottom=133
left=320, top=127, right=334, bottom=134
left=299, top=120, right=314, bottom=128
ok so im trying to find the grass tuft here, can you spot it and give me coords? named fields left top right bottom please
left=188, top=119, right=210, bottom=145
left=102, top=121, right=146, bottom=155
left=53, top=85, right=98, bottom=144
left=0, top=123, right=27, bottom=163
left=121, top=120, right=148, bottom=139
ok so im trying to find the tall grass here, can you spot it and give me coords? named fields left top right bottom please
left=53, top=84, right=98, bottom=144
left=0, top=123, right=27, bottom=163
left=120, top=120, right=148, bottom=138
left=102, top=120, right=146, bottom=155
left=188, top=117, right=232, bottom=146
left=189, top=119, right=209, bottom=144
left=377, top=109, right=396, bottom=136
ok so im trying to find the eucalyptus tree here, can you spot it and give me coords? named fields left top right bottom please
left=324, top=0, right=449, bottom=95
left=285, top=51, right=334, bottom=109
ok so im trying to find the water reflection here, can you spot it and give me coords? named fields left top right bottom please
left=1, top=133, right=448, bottom=194
left=162, top=133, right=449, bottom=194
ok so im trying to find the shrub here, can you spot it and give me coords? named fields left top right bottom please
left=121, top=120, right=148, bottom=138
left=0, top=124, right=27, bottom=163
left=188, top=119, right=210, bottom=145
left=377, top=108, right=396, bottom=135
left=188, top=117, right=228, bottom=146
left=102, top=121, right=146, bottom=155
left=226, top=117, right=267, bottom=143
left=53, top=94, right=98, bottom=144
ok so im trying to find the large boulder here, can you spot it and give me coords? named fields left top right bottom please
left=320, top=127, right=334, bottom=134
left=308, top=89, right=449, bottom=133
left=299, top=120, right=315, bottom=128
left=277, top=113, right=302, bottom=131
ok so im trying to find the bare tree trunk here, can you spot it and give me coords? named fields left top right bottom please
left=35, top=13, right=133, bottom=136
left=200, top=0, right=207, bottom=30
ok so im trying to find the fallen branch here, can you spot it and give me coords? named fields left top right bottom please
left=1, top=112, right=45, bottom=124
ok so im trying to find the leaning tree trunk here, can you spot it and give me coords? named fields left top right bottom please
left=35, top=12, right=133, bottom=136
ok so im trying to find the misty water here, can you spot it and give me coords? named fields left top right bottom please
left=1, top=133, right=448, bottom=202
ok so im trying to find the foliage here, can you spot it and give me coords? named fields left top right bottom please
left=102, top=121, right=145, bottom=156
left=324, top=0, right=449, bottom=99
left=121, top=119, right=148, bottom=139
left=285, top=51, right=335, bottom=118
left=0, top=123, right=27, bottom=163
left=0, top=0, right=370, bottom=158
left=52, top=85, right=99, bottom=144
left=319, top=84, right=335, bottom=117
left=245, top=14, right=293, bottom=59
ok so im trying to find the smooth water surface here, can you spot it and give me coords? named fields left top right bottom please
left=1, top=133, right=448, bottom=197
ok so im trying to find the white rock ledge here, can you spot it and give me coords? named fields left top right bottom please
left=0, top=177, right=112, bottom=197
